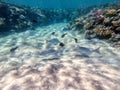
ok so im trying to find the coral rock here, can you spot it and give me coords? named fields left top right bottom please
left=0, top=2, right=45, bottom=32
left=84, top=21, right=94, bottom=29
left=0, top=18, right=5, bottom=26
left=112, top=20, right=120, bottom=27
left=117, top=9, right=120, bottom=13
left=105, top=9, right=117, bottom=16
left=115, top=27, right=120, bottom=32
left=103, top=18, right=111, bottom=25
left=94, top=26, right=113, bottom=39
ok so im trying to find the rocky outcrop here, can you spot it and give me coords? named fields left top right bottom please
left=0, top=2, right=45, bottom=32
left=68, top=3, right=120, bottom=47
left=0, top=1, right=95, bottom=33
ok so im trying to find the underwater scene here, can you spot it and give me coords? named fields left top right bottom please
left=0, top=0, right=120, bottom=90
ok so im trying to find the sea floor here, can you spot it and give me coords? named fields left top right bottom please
left=0, top=23, right=120, bottom=90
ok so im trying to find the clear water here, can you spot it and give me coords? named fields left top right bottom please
left=3, top=0, right=120, bottom=8
left=0, top=0, right=120, bottom=90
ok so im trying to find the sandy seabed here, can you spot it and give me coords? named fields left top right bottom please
left=0, top=23, right=120, bottom=90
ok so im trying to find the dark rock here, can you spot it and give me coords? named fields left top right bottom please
left=115, top=27, right=120, bottom=32
left=0, top=17, right=5, bottom=28
left=112, top=20, right=120, bottom=27
left=103, top=18, right=111, bottom=26
left=0, top=2, right=44, bottom=32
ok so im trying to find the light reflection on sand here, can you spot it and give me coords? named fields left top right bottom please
left=0, top=23, right=120, bottom=90
left=0, top=58, right=120, bottom=90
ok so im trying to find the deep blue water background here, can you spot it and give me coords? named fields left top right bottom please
left=3, top=0, right=120, bottom=9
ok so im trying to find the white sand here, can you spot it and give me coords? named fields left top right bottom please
left=0, top=23, right=120, bottom=90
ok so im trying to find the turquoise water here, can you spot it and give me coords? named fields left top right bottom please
left=3, top=0, right=120, bottom=8
left=0, top=0, right=120, bottom=90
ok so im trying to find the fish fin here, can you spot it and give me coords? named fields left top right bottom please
left=93, top=47, right=101, bottom=53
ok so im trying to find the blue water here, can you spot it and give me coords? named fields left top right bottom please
left=0, top=0, right=120, bottom=90
left=4, top=0, right=120, bottom=8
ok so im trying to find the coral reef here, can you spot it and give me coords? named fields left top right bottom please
left=68, top=3, right=120, bottom=47
left=0, top=2, right=45, bottom=32
left=0, top=1, right=94, bottom=33
left=0, top=1, right=120, bottom=47
left=104, top=9, right=117, bottom=16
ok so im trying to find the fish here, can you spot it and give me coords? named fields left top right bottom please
left=32, top=19, right=38, bottom=23
left=10, top=46, right=19, bottom=53
left=42, top=57, right=59, bottom=61
left=75, top=46, right=100, bottom=55
left=74, top=38, right=78, bottom=43
left=51, top=32, right=55, bottom=35
left=40, top=49, right=57, bottom=55
left=48, top=38, right=60, bottom=45
left=75, top=54, right=89, bottom=58
left=61, top=33, right=67, bottom=38
left=59, top=42, right=65, bottom=47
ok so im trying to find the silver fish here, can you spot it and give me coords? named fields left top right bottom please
left=74, top=46, right=100, bottom=56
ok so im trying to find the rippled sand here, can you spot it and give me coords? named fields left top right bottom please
left=0, top=58, right=120, bottom=90
left=0, top=23, right=120, bottom=90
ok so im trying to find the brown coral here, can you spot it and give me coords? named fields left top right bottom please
left=68, top=4, right=120, bottom=47
left=103, top=18, right=111, bottom=25
left=84, top=22, right=93, bottom=29
left=112, top=20, right=120, bottom=27
left=94, top=26, right=113, bottom=39
left=105, top=9, right=117, bottom=16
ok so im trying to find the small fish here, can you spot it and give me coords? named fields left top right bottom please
left=59, top=42, right=65, bottom=47
left=75, top=54, right=89, bottom=58
left=51, top=32, right=55, bottom=35
left=10, top=46, right=18, bottom=53
left=48, top=38, right=60, bottom=45
left=40, top=49, right=57, bottom=55
left=32, top=19, right=38, bottom=23
left=74, top=38, right=78, bottom=43
left=75, top=46, right=100, bottom=54
left=61, top=33, right=67, bottom=38
left=42, top=57, right=59, bottom=61
left=92, top=47, right=100, bottom=53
